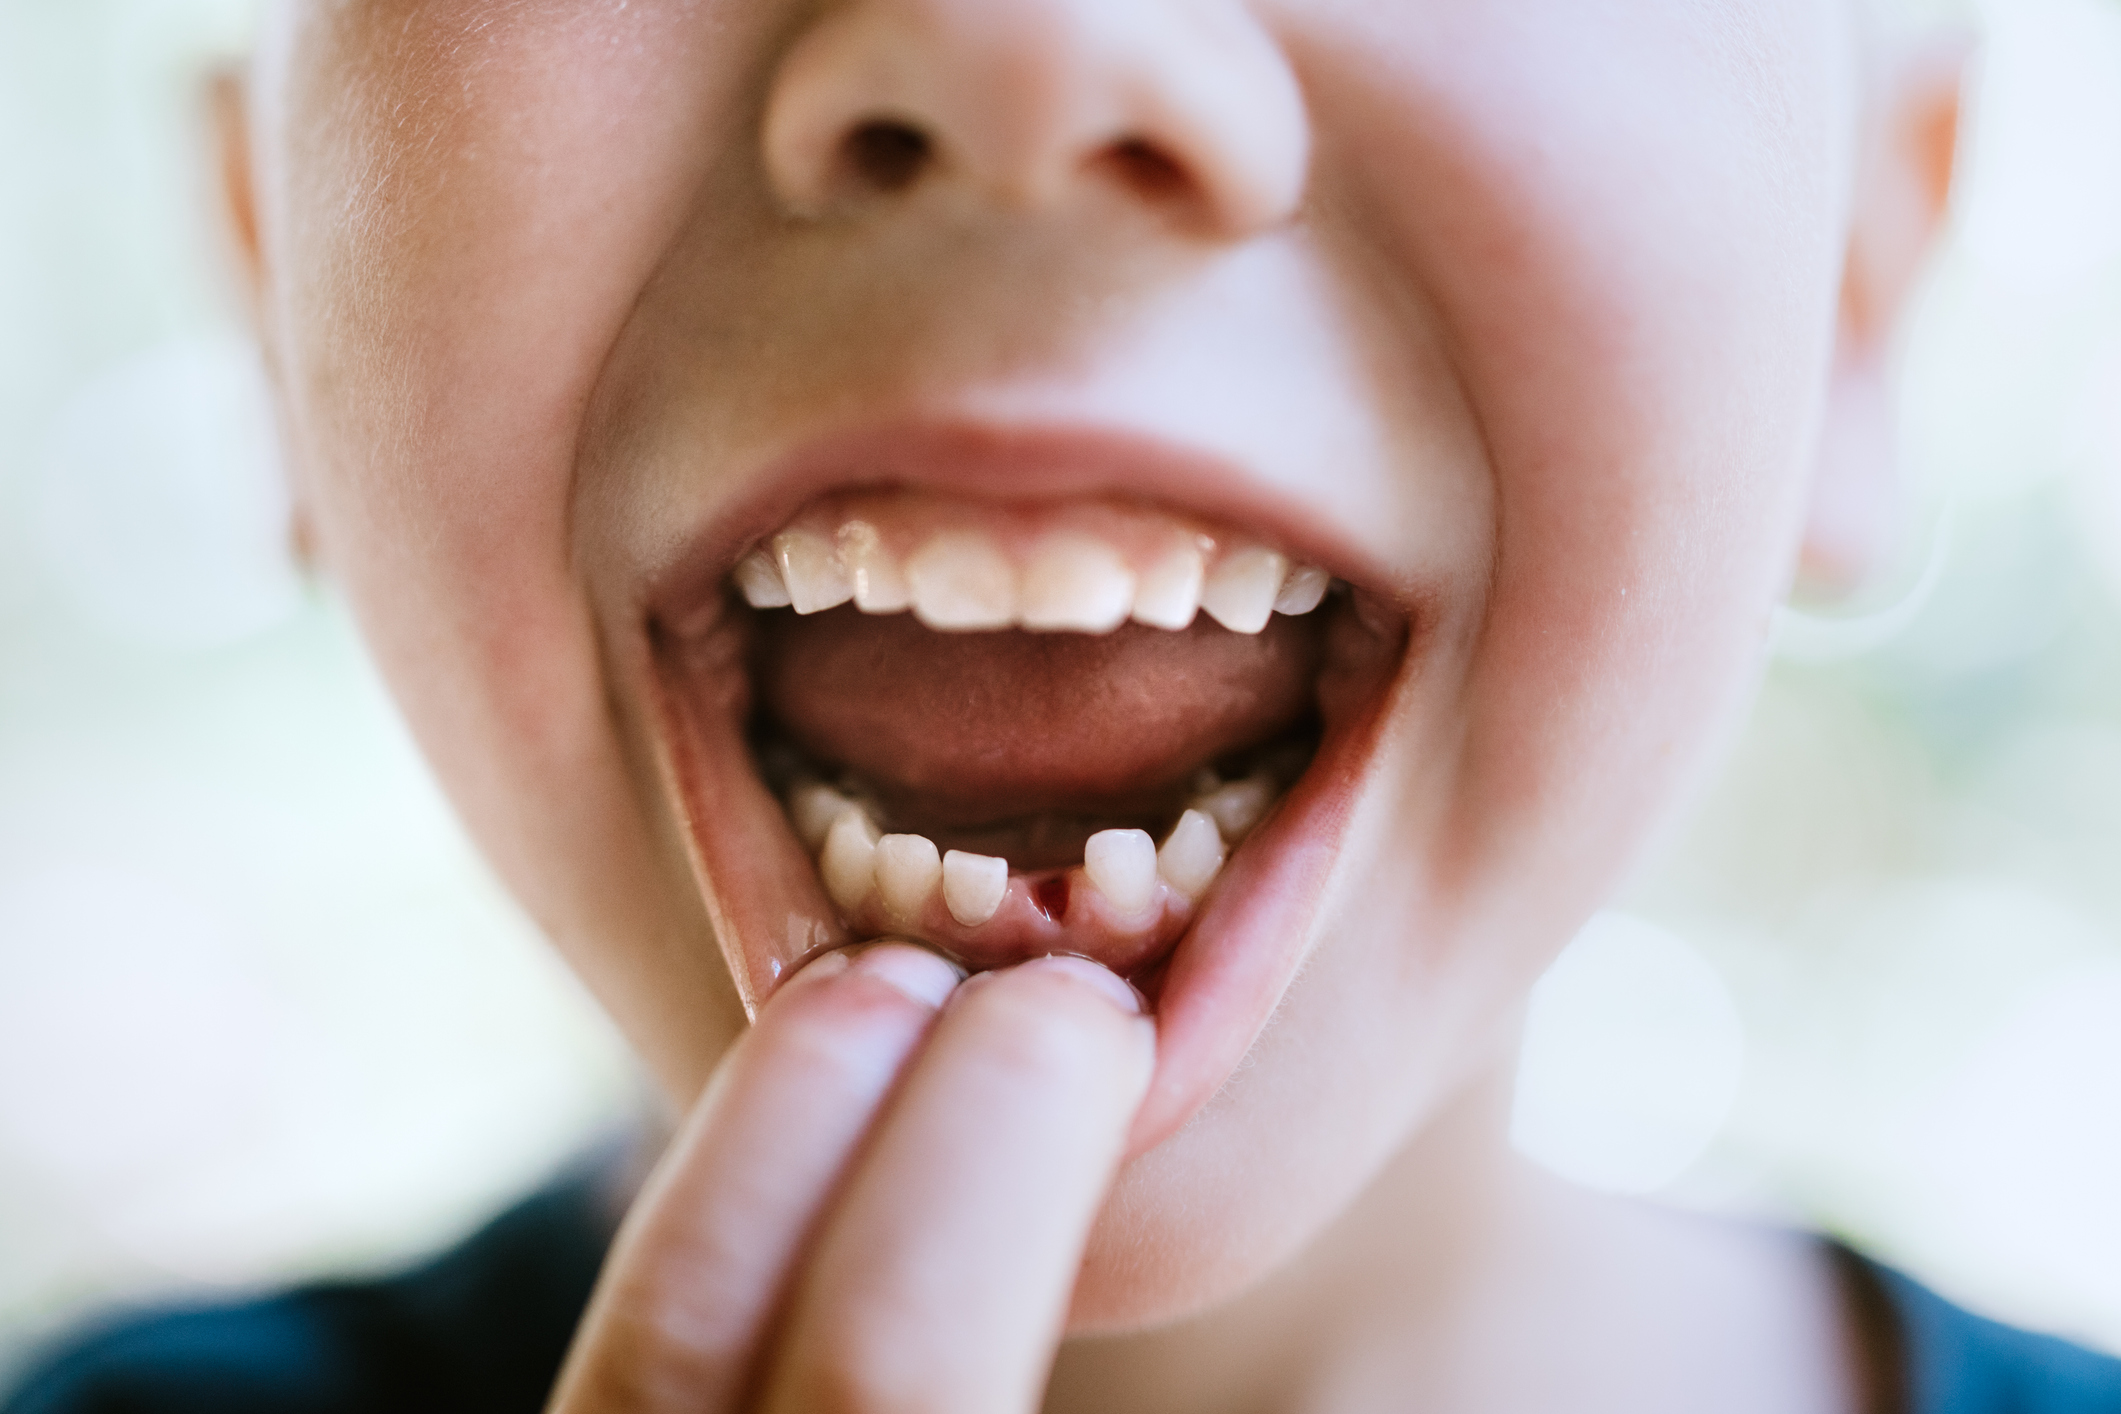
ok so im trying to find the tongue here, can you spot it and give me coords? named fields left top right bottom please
left=753, top=608, right=1321, bottom=829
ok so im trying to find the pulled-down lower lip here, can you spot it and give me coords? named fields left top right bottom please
left=640, top=427, right=1411, bottom=1151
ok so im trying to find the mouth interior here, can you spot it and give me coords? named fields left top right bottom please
left=657, top=488, right=1404, bottom=987
left=752, top=609, right=1324, bottom=868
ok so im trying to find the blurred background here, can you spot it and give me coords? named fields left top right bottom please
left=3, top=0, right=2119, bottom=1387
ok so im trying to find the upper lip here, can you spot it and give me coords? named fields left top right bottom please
left=644, top=415, right=1393, bottom=632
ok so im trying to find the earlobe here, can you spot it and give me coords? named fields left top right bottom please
left=1802, top=36, right=1972, bottom=593
left=210, top=68, right=266, bottom=323
left=209, top=65, right=319, bottom=574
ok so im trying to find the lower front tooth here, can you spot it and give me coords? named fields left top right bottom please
left=1200, top=546, right=1289, bottom=634
left=774, top=528, right=855, bottom=615
left=789, top=782, right=854, bottom=851
left=1084, top=828, right=1158, bottom=914
left=907, top=531, right=1018, bottom=630
left=875, top=833, right=943, bottom=922
left=942, top=850, right=1007, bottom=926
left=821, top=809, right=880, bottom=912
left=1157, top=809, right=1225, bottom=901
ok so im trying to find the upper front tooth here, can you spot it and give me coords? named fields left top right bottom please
left=1200, top=546, right=1289, bottom=634
left=1157, top=808, right=1226, bottom=902
left=1021, top=534, right=1136, bottom=632
left=875, top=833, right=943, bottom=922
left=734, top=547, right=793, bottom=609
left=1274, top=564, right=1331, bottom=616
left=788, top=782, right=855, bottom=851
left=1131, top=537, right=1205, bottom=630
left=942, top=850, right=1008, bottom=926
left=821, top=808, right=880, bottom=912
left=1198, top=775, right=1275, bottom=842
left=838, top=520, right=913, bottom=613
left=1084, top=828, right=1158, bottom=914
left=773, top=528, right=855, bottom=615
left=907, top=531, right=1018, bottom=630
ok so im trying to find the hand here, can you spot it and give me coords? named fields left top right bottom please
left=546, top=944, right=1156, bottom=1413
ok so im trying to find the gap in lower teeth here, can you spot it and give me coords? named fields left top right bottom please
left=1033, top=875, right=1070, bottom=920
left=750, top=724, right=1316, bottom=961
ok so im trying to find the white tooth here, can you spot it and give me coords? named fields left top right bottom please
left=907, top=531, right=1018, bottom=630
left=1157, top=809, right=1226, bottom=902
left=1131, top=538, right=1205, bottom=630
left=942, top=850, right=1008, bottom=926
left=788, top=782, right=854, bottom=852
left=773, top=527, right=855, bottom=615
left=1083, top=828, right=1158, bottom=914
left=1199, top=775, right=1275, bottom=842
left=838, top=519, right=912, bottom=613
left=1200, top=546, right=1288, bottom=634
left=821, top=809, right=880, bottom=912
left=875, top=833, right=943, bottom=922
left=1274, top=563, right=1331, bottom=616
left=1021, top=534, right=1136, bottom=633
left=734, top=548, right=793, bottom=608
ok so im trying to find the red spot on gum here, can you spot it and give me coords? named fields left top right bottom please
left=1034, top=875, right=1071, bottom=920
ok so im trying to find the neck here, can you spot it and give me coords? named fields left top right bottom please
left=1045, top=1059, right=1531, bottom=1414
left=1047, top=1063, right=1862, bottom=1414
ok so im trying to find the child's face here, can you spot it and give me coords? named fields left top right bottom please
left=250, top=0, right=1861, bottom=1325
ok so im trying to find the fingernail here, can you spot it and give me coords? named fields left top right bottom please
left=850, top=940, right=966, bottom=1010
left=1021, top=954, right=1145, bottom=1015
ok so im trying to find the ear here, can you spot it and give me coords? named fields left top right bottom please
left=210, top=68, right=268, bottom=325
left=1801, top=37, right=1971, bottom=593
left=210, top=66, right=318, bottom=569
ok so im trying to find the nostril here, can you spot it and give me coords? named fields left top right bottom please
left=763, top=1, right=1307, bottom=231
left=841, top=119, right=933, bottom=195
left=1094, top=136, right=1194, bottom=210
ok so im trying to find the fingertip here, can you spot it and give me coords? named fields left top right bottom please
left=1016, top=953, right=1148, bottom=1017
left=848, top=940, right=966, bottom=1010
left=952, top=956, right=1157, bottom=1111
left=772, top=946, right=852, bottom=1001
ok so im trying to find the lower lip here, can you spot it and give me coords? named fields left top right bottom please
left=648, top=601, right=1406, bottom=1157
left=1117, top=677, right=1396, bottom=1152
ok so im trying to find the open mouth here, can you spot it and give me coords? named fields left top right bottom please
left=646, top=428, right=1411, bottom=1146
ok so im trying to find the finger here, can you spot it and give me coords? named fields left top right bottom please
left=760, top=955, right=1155, bottom=1414
left=548, top=943, right=962, bottom=1414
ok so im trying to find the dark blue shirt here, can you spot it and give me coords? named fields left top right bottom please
left=4, top=1177, right=610, bottom=1414
left=9, top=1173, right=2120, bottom=1413
left=1867, top=1262, right=2121, bottom=1414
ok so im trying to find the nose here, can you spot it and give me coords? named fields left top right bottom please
left=761, top=0, right=1309, bottom=237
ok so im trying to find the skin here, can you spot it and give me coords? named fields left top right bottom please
left=222, top=0, right=1963, bottom=1407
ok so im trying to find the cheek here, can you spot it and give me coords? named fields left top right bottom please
left=261, top=1, right=767, bottom=1091
left=1299, top=0, right=1850, bottom=893
left=1065, top=4, right=1855, bottom=1321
